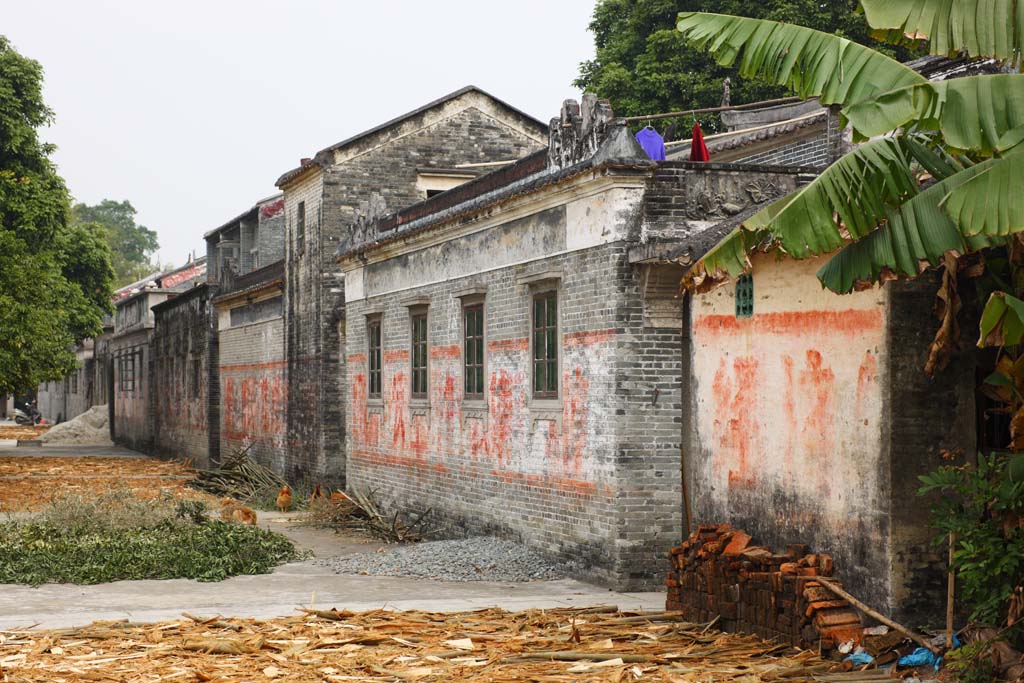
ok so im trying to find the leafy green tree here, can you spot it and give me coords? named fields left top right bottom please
left=0, top=36, right=114, bottom=395
left=675, top=1, right=1024, bottom=636
left=73, top=199, right=159, bottom=286
left=575, top=0, right=919, bottom=132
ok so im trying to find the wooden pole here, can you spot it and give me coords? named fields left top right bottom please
left=815, top=577, right=942, bottom=655
left=947, top=532, right=957, bottom=648
left=620, top=96, right=804, bottom=124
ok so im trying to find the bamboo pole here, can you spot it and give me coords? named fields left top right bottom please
left=815, top=577, right=941, bottom=655
left=620, top=96, right=804, bottom=123
left=947, top=532, right=957, bottom=648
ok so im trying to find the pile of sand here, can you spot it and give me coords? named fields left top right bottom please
left=39, top=405, right=113, bottom=446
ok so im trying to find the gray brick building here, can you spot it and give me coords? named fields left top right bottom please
left=275, top=86, right=549, bottom=481
left=335, top=96, right=810, bottom=589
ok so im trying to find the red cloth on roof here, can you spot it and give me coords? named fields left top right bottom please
left=689, top=122, right=710, bottom=162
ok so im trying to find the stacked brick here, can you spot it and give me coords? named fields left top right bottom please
left=666, top=524, right=863, bottom=653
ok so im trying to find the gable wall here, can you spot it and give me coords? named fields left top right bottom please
left=688, top=252, right=891, bottom=609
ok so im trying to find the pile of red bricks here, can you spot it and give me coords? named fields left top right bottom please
left=666, top=524, right=863, bottom=652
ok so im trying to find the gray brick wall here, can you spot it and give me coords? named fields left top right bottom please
left=736, top=132, right=830, bottom=167
left=346, top=240, right=680, bottom=589
left=152, top=288, right=211, bottom=466
left=284, top=102, right=545, bottom=482
left=219, top=303, right=287, bottom=472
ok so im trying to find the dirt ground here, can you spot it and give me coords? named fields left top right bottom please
left=0, top=455, right=218, bottom=512
left=0, top=425, right=49, bottom=441
left=0, top=607, right=848, bottom=683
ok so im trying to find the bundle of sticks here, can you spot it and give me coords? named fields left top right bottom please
left=188, top=446, right=286, bottom=501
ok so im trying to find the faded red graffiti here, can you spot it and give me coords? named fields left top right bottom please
left=695, top=309, right=883, bottom=337
left=711, top=356, right=761, bottom=486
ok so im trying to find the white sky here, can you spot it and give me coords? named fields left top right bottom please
left=4, top=1, right=597, bottom=266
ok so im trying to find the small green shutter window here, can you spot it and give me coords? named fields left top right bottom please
left=532, top=291, right=558, bottom=399
left=411, top=312, right=428, bottom=398
left=736, top=274, right=754, bottom=318
left=463, top=304, right=485, bottom=399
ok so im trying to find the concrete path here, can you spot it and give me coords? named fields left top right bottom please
left=0, top=444, right=665, bottom=629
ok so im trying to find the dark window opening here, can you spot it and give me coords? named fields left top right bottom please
left=296, top=201, right=306, bottom=254
left=426, top=189, right=445, bottom=198
left=736, top=274, right=754, bottom=318
left=532, top=291, right=558, bottom=399
left=977, top=349, right=1012, bottom=452
left=464, top=304, right=485, bottom=399
left=411, top=312, right=428, bottom=398
left=368, top=319, right=382, bottom=398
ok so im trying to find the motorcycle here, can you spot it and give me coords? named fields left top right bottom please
left=13, top=406, right=42, bottom=426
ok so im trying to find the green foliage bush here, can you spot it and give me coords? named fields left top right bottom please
left=0, top=491, right=301, bottom=586
left=919, top=452, right=1024, bottom=628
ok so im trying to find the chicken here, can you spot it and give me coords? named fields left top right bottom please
left=231, top=507, right=258, bottom=525
left=219, top=497, right=238, bottom=522
left=276, top=485, right=292, bottom=512
left=330, top=491, right=347, bottom=503
left=310, top=483, right=325, bottom=505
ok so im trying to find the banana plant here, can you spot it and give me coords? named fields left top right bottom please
left=676, top=3, right=1024, bottom=377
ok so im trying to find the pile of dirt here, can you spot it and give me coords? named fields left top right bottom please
left=38, top=405, right=112, bottom=446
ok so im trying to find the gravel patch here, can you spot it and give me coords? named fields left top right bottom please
left=318, top=537, right=578, bottom=582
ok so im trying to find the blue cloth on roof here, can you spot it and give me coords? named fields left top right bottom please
left=635, top=126, right=666, bottom=161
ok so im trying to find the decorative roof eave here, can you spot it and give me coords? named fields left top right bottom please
left=336, top=154, right=654, bottom=265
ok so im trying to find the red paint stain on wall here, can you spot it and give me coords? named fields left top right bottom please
left=487, top=369, right=517, bottom=465
left=563, top=329, right=615, bottom=347
left=695, top=309, right=884, bottom=337
left=389, top=372, right=408, bottom=451
left=797, top=350, right=836, bottom=489
left=429, top=344, right=461, bottom=360
left=347, top=353, right=367, bottom=365
left=711, top=356, right=761, bottom=486
left=384, top=349, right=409, bottom=364
left=487, top=338, right=529, bottom=353
left=544, top=366, right=589, bottom=474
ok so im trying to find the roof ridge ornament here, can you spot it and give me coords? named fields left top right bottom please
left=547, top=94, right=644, bottom=171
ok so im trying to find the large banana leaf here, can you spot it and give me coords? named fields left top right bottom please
left=861, top=0, right=1024, bottom=65
left=943, top=150, right=1024, bottom=236
left=818, top=158, right=1009, bottom=292
left=845, top=74, right=1024, bottom=153
left=763, top=137, right=919, bottom=259
left=683, top=196, right=790, bottom=291
left=980, top=291, right=1024, bottom=347
left=676, top=13, right=926, bottom=108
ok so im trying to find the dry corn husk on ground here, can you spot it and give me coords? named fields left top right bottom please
left=0, top=456, right=217, bottom=512
left=0, top=606, right=870, bottom=682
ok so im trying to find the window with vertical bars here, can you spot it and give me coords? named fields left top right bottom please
left=463, top=304, right=484, bottom=399
left=368, top=318, right=382, bottom=398
left=296, top=201, right=306, bottom=254
left=532, top=291, right=558, bottom=399
left=411, top=312, right=428, bottom=398
left=736, top=274, right=754, bottom=318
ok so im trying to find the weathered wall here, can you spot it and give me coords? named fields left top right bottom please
left=111, top=329, right=152, bottom=452
left=343, top=176, right=681, bottom=588
left=284, top=97, right=546, bottom=482
left=219, top=296, right=287, bottom=471
left=688, top=252, right=890, bottom=609
left=886, top=275, right=977, bottom=625
left=152, top=288, right=210, bottom=466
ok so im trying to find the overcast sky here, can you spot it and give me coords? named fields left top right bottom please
left=4, top=1, right=597, bottom=266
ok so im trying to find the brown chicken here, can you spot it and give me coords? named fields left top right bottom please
left=276, top=485, right=292, bottom=512
left=219, top=497, right=238, bottom=522
left=231, top=507, right=258, bottom=525
left=330, top=491, right=347, bottom=503
left=310, top=483, right=325, bottom=505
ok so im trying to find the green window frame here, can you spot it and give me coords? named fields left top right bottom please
left=367, top=318, right=382, bottom=398
left=411, top=312, right=428, bottom=398
left=736, top=274, right=754, bottom=318
left=463, top=304, right=485, bottom=399
left=532, top=291, right=558, bottom=399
